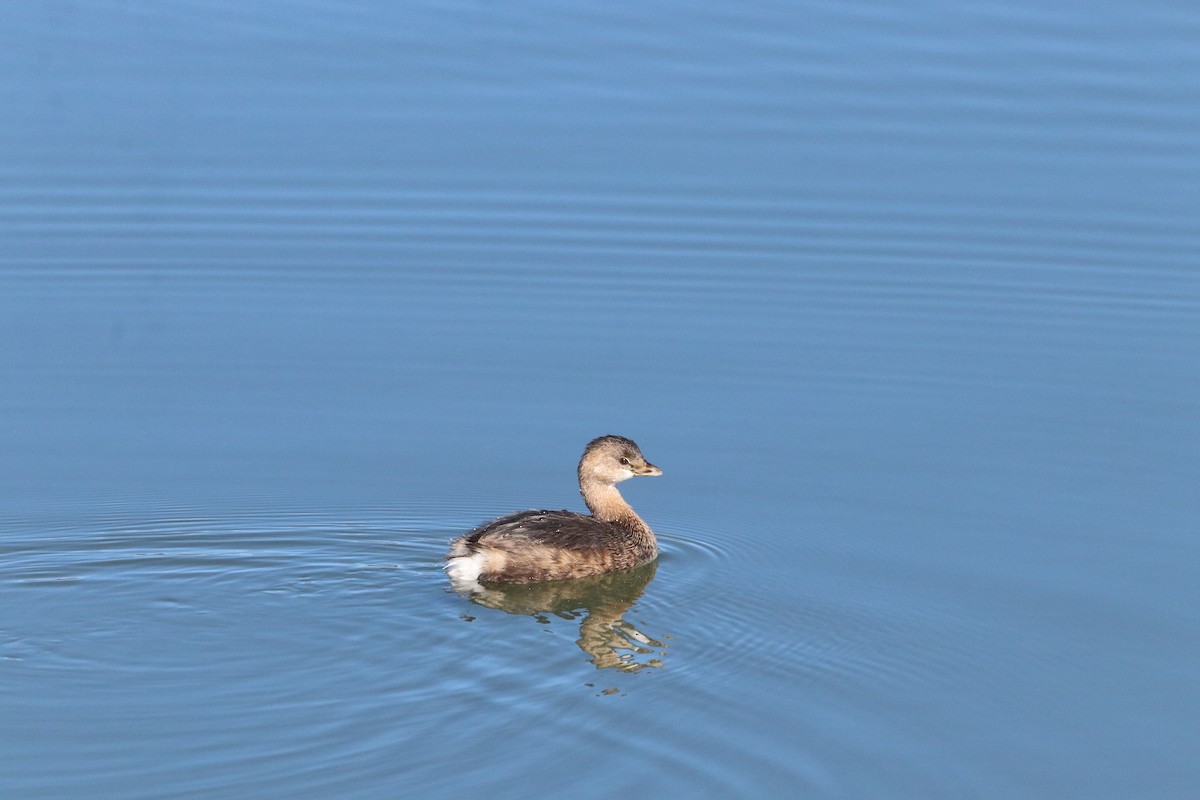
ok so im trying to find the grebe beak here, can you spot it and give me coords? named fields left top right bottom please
left=633, top=462, right=662, bottom=477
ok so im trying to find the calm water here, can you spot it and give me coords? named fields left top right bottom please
left=3, top=1, right=1199, bottom=797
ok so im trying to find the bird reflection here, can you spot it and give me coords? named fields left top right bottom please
left=454, top=561, right=665, bottom=672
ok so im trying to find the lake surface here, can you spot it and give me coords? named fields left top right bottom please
left=2, top=1, right=1198, bottom=797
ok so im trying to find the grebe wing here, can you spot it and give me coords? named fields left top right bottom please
left=464, top=509, right=614, bottom=550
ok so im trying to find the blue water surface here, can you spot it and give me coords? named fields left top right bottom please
left=2, top=1, right=1198, bottom=798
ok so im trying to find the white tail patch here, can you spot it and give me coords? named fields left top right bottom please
left=444, top=551, right=486, bottom=593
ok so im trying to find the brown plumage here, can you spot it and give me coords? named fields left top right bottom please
left=445, top=435, right=662, bottom=586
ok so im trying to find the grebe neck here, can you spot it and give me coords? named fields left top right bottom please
left=580, top=480, right=648, bottom=531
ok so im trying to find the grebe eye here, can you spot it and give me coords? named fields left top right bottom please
left=619, top=457, right=630, bottom=465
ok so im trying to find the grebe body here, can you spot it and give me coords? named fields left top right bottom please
left=445, top=436, right=661, bottom=587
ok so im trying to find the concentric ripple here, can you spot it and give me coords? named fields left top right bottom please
left=0, top=505, right=781, bottom=797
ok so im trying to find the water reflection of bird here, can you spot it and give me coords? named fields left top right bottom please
left=445, top=436, right=662, bottom=589
left=457, top=560, right=665, bottom=672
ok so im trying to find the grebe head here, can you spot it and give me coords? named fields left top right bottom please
left=578, top=435, right=662, bottom=486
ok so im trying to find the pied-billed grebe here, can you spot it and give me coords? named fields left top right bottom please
left=445, top=435, right=662, bottom=587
